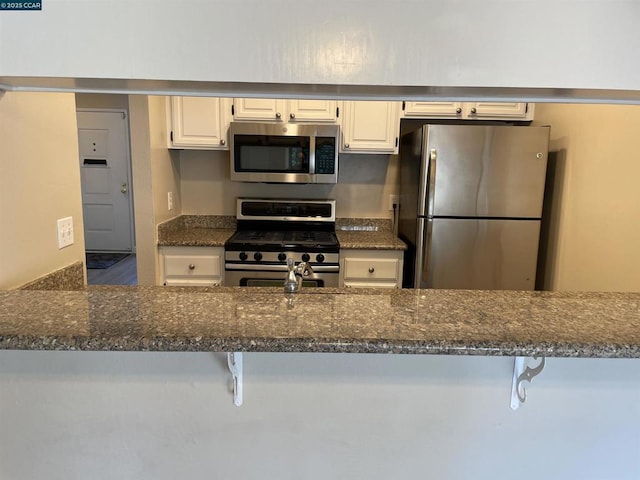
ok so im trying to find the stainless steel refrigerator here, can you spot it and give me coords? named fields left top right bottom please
left=398, top=124, right=550, bottom=290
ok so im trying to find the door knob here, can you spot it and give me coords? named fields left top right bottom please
left=368, top=267, right=375, bottom=273
left=275, top=112, right=282, bottom=119
left=188, top=263, right=196, bottom=270
left=220, top=139, right=226, bottom=146
left=290, top=113, right=296, bottom=119
left=121, top=182, right=128, bottom=194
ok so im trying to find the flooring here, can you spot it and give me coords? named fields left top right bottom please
left=86, top=254, right=138, bottom=286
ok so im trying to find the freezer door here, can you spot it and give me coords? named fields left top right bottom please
left=425, top=218, right=541, bottom=290
left=426, top=125, right=549, bottom=218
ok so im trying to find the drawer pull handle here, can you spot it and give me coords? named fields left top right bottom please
left=368, top=267, right=375, bottom=273
left=188, top=263, right=196, bottom=270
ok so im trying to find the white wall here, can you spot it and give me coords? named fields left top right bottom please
left=1, top=2, right=640, bottom=96
left=129, top=95, right=181, bottom=285
left=534, top=103, right=640, bottom=292
left=0, top=91, right=85, bottom=289
left=75, top=93, right=129, bottom=110
left=180, top=150, right=398, bottom=218
left=0, top=351, right=638, bottom=480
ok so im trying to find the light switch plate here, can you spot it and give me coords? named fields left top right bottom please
left=57, top=216, right=74, bottom=249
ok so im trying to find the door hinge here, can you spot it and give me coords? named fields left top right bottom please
left=395, top=137, right=399, bottom=147
left=170, top=131, right=173, bottom=143
left=231, top=104, right=235, bottom=116
left=336, top=106, right=339, bottom=118
left=402, top=101, right=406, bottom=110
left=525, top=103, right=529, bottom=113
left=122, top=112, right=127, bottom=120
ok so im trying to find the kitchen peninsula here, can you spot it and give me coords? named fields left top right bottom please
left=1, top=286, right=639, bottom=358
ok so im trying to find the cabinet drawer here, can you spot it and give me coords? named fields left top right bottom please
left=343, top=258, right=399, bottom=281
left=159, top=246, right=225, bottom=287
left=164, top=253, right=221, bottom=277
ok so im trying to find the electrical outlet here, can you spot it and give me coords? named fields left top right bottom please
left=168, top=191, right=173, bottom=211
left=57, top=216, right=74, bottom=249
left=388, top=194, right=400, bottom=211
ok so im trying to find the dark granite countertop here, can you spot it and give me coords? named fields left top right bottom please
left=1, top=286, right=639, bottom=358
left=157, top=215, right=407, bottom=250
left=336, top=218, right=407, bottom=250
left=157, top=215, right=236, bottom=247
left=159, top=228, right=236, bottom=247
left=336, top=230, right=407, bottom=250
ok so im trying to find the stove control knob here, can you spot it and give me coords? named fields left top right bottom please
left=239, top=252, right=248, bottom=261
left=301, top=253, right=310, bottom=262
left=316, top=254, right=325, bottom=263
left=278, top=252, right=287, bottom=262
left=254, top=252, right=263, bottom=261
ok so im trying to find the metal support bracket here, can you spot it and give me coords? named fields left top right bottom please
left=227, top=352, right=243, bottom=407
left=510, top=356, right=545, bottom=410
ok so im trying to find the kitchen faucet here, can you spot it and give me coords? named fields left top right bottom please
left=284, top=258, right=314, bottom=293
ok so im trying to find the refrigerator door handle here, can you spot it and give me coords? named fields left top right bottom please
left=426, top=148, right=437, bottom=217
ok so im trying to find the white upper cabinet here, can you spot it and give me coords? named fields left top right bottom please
left=287, top=100, right=338, bottom=122
left=403, top=101, right=465, bottom=118
left=233, top=98, right=338, bottom=123
left=168, top=97, right=232, bottom=149
left=465, top=102, right=534, bottom=120
left=232, top=98, right=287, bottom=121
left=340, top=101, right=401, bottom=154
left=402, top=101, right=533, bottom=121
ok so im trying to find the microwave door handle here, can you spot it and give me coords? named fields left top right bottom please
left=309, top=135, right=316, bottom=175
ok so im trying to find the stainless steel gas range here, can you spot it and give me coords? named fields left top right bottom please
left=224, top=199, right=340, bottom=287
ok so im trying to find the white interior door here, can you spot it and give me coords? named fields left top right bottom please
left=77, top=110, right=133, bottom=252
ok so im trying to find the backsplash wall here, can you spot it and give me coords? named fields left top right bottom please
left=179, top=150, right=399, bottom=219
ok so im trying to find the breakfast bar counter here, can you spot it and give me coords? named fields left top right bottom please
left=1, top=286, right=639, bottom=358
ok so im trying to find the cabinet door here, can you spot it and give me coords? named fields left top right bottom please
left=340, top=101, right=401, bottom=154
left=403, top=101, right=464, bottom=118
left=465, top=102, right=532, bottom=120
left=169, top=97, right=231, bottom=149
left=233, top=98, right=287, bottom=121
left=288, top=100, right=338, bottom=122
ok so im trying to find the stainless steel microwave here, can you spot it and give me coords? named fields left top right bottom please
left=229, top=122, right=339, bottom=183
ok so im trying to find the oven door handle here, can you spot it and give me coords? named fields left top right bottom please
left=225, top=263, right=339, bottom=272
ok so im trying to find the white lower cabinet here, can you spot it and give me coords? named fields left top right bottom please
left=160, top=246, right=224, bottom=286
left=340, top=249, right=404, bottom=288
